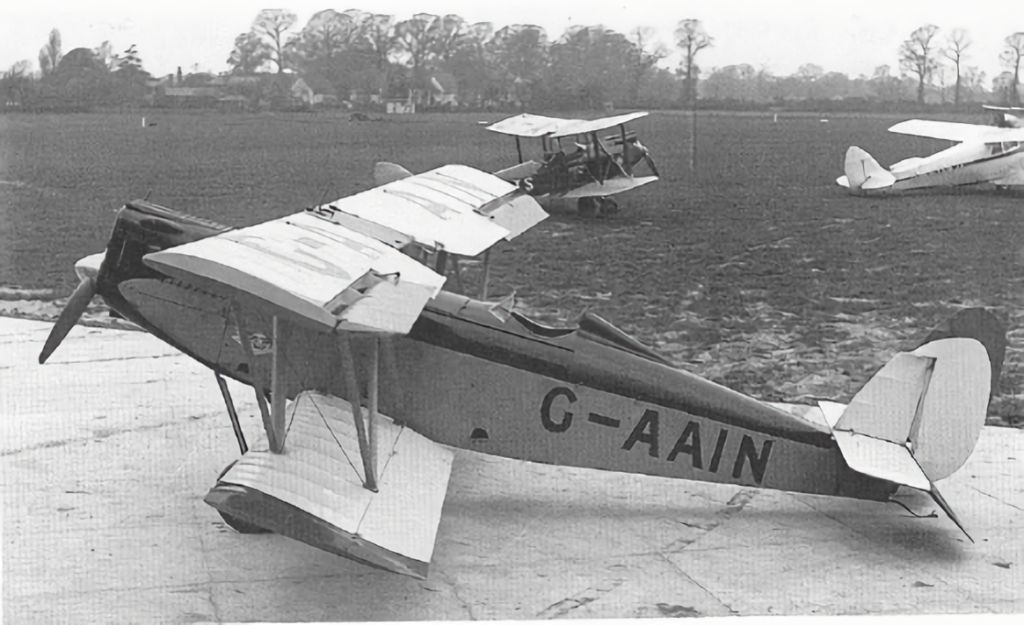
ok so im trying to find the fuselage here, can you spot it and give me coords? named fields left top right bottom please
left=887, top=140, right=1024, bottom=190
left=88, top=201, right=893, bottom=503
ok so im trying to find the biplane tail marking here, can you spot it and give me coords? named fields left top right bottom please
left=825, top=308, right=1005, bottom=540
left=841, top=146, right=896, bottom=193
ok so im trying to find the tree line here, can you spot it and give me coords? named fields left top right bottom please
left=3, top=9, right=1022, bottom=112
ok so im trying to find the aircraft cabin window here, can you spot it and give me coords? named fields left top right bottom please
left=1003, top=141, right=1019, bottom=151
left=990, top=143, right=1004, bottom=155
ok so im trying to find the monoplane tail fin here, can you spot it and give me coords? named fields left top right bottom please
left=843, top=146, right=896, bottom=193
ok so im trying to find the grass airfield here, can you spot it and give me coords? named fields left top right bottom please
left=2, top=108, right=1024, bottom=419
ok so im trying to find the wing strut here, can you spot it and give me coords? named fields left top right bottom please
left=481, top=249, right=492, bottom=300
left=270, top=315, right=288, bottom=453
left=231, top=302, right=286, bottom=453
left=215, top=372, right=248, bottom=455
left=336, top=333, right=379, bottom=492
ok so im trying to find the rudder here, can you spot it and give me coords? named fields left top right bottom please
left=843, top=146, right=896, bottom=193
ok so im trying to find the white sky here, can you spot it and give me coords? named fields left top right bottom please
left=3, top=0, right=1019, bottom=81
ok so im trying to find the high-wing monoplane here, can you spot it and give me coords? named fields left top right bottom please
left=39, top=164, right=1004, bottom=579
left=487, top=112, right=660, bottom=216
left=838, top=117, right=1024, bottom=194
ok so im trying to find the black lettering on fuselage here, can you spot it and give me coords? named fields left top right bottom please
left=732, top=435, right=774, bottom=485
left=540, top=387, right=576, bottom=433
left=666, top=421, right=702, bottom=468
left=622, top=409, right=659, bottom=457
left=708, top=429, right=729, bottom=473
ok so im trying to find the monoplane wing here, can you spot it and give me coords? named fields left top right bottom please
left=559, top=175, right=659, bottom=199
left=888, top=119, right=1024, bottom=143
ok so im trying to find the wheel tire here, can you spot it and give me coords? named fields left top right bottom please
left=577, top=197, right=599, bottom=217
left=598, top=197, right=619, bottom=215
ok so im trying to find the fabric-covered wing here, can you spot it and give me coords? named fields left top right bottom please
left=487, top=113, right=572, bottom=137
left=888, top=119, right=1024, bottom=143
left=143, top=211, right=446, bottom=335
left=559, top=175, right=659, bottom=199
left=314, top=164, right=541, bottom=256
left=548, top=112, right=649, bottom=138
left=487, top=112, right=648, bottom=139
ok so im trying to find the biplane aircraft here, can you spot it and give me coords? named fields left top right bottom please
left=39, top=164, right=1004, bottom=579
left=984, top=104, right=1024, bottom=128
left=838, top=115, right=1024, bottom=194
left=486, top=111, right=660, bottom=216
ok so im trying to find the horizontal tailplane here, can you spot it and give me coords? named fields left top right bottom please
left=842, top=146, right=896, bottom=193
left=827, top=308, right=1004, bottom=539
left=205, top=391, right=453, bottom=578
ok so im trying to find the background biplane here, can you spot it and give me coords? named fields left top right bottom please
left=984, top=104, right=1024, bottom=128
left=487, top=112, right=660, bottom=216
left=838, top=112, right=1024, bottom=194
left=39, top=164, right=1004, bottom=579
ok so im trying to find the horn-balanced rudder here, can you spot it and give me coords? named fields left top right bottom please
left=828, top=308, right=1005, bottom=540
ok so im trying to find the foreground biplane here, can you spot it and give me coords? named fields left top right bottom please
left=487, top=111, right=659, bottom=216
left=838, top=114, right=1024, bottom=194
left=39, top=164, right=1004, bottom=579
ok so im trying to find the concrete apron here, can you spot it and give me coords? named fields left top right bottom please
left=2, top=318, right=1022, bottom=622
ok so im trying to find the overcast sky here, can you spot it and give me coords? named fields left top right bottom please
left=4, top=0, right=1019, bottom=82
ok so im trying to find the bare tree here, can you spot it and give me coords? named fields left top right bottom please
left=297, top=9, right=357, bottom=62
left=429, top=14, right=469, bottom=65
left=627, top=27, right=667, bottom=104
left=899, top=24, right=941, bottom=104
left=355, top=14, right=399, bottom=96
left=943, top=28, right=971, bottom=107
left=227, top=32, right=271, bottom=74
left=2, top=60, right=32, bottom=105
left=38, top=29, right=62, bottom=77
left=1000, top=32, right=1024, bottom=106
left=394, top=13, right=440, bottom=95
left=252, top=9, right=297, bottom=74
left=674, top=19, right=712, bottom=104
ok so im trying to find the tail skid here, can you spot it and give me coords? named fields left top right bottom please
left=827, top=308, right=1005, bottom=539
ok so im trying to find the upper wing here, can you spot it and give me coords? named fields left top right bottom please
left=144, top=211, right=445, bottom=335
left=487, top=112, right=648, bottom=138
left=487, top=113, right=571, bottom=137
left=549, top=112, right=649, bottom=138
left=318, top=164, right=532, bottom=257
left=888, top=119, right=1024, bottom=143
left=144, top=166, right=545, bottom=335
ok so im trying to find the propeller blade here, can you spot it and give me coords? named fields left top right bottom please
left=39, top=276, right=97, bottom=364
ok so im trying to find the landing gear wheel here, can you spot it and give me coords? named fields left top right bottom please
left=215, top=461, right=272, bottom=534
left=598, top=196, right=619, bottom=215
left=577, top=196, right=599, bottom=217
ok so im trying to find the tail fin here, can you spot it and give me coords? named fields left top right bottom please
left=843, top=146, right=896, bottom=193
left=827, top=308, right=1006, bottom=539
left=373, top=162, right=413, bottom=186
